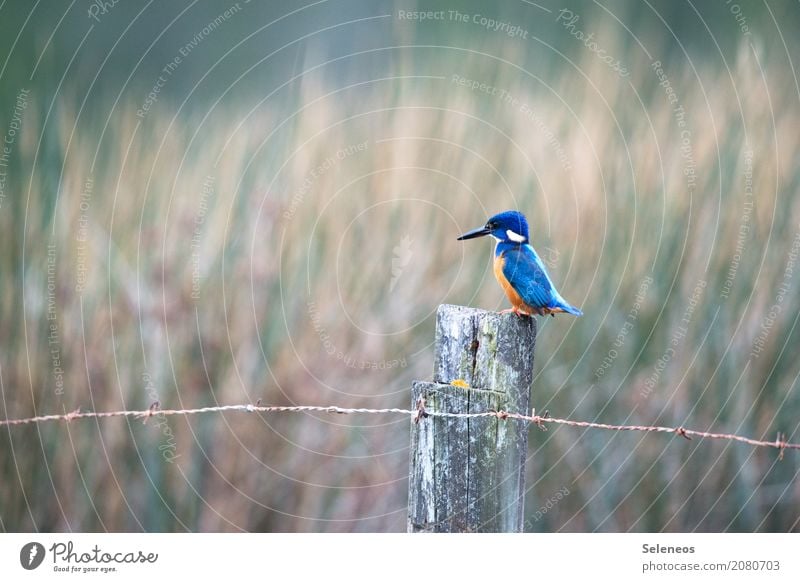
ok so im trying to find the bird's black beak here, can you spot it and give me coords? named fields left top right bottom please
left=457, top=225, right=491, bottom=241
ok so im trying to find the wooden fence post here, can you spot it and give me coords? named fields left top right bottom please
left=408, top=304, right=537, bottom=532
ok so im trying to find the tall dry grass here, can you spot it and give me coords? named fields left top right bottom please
left=1, top=35, right=799, bottom=531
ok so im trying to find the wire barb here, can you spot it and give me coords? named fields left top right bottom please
left=776, top=432, right=787, bottom=461
left=413, top=397, right=428, bottom=424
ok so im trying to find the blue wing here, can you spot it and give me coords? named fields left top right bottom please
left=501, top=244, right=582, bottom=315
left=501, top=245, right=555, bottom=308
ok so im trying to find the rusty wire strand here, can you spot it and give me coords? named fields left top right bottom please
left=0, top=401, right=796, bottom=455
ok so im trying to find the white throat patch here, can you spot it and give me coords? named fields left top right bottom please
left=506, top=229, right=526, bottom=243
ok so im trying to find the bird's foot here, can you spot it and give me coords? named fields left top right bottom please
left=500, top=307, right=532, bottom=317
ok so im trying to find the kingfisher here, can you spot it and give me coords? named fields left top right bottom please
left=457, top=210, right=583, bottom=317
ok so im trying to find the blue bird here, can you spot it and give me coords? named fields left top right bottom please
left=457, top=210, right=583, bottom=317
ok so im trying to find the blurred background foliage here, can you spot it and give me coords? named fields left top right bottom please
left=1, top=0, right=799, bottom=532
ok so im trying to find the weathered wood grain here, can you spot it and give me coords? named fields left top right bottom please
left=408, top=304, right=537, bottom=532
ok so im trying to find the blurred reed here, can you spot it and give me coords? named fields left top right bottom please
left=1, top=35, right=799, bottom=532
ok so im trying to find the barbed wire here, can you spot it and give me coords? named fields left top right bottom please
left=1, top=399, right=796, bottom=457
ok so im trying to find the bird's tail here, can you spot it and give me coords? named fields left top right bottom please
left=557, top=301, right=583, bottom=317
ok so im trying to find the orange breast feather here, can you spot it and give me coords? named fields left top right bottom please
left=493, top=254, right=528, bottom=311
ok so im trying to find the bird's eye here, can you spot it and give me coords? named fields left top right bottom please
left=486, top=222, right=494, bottom=229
